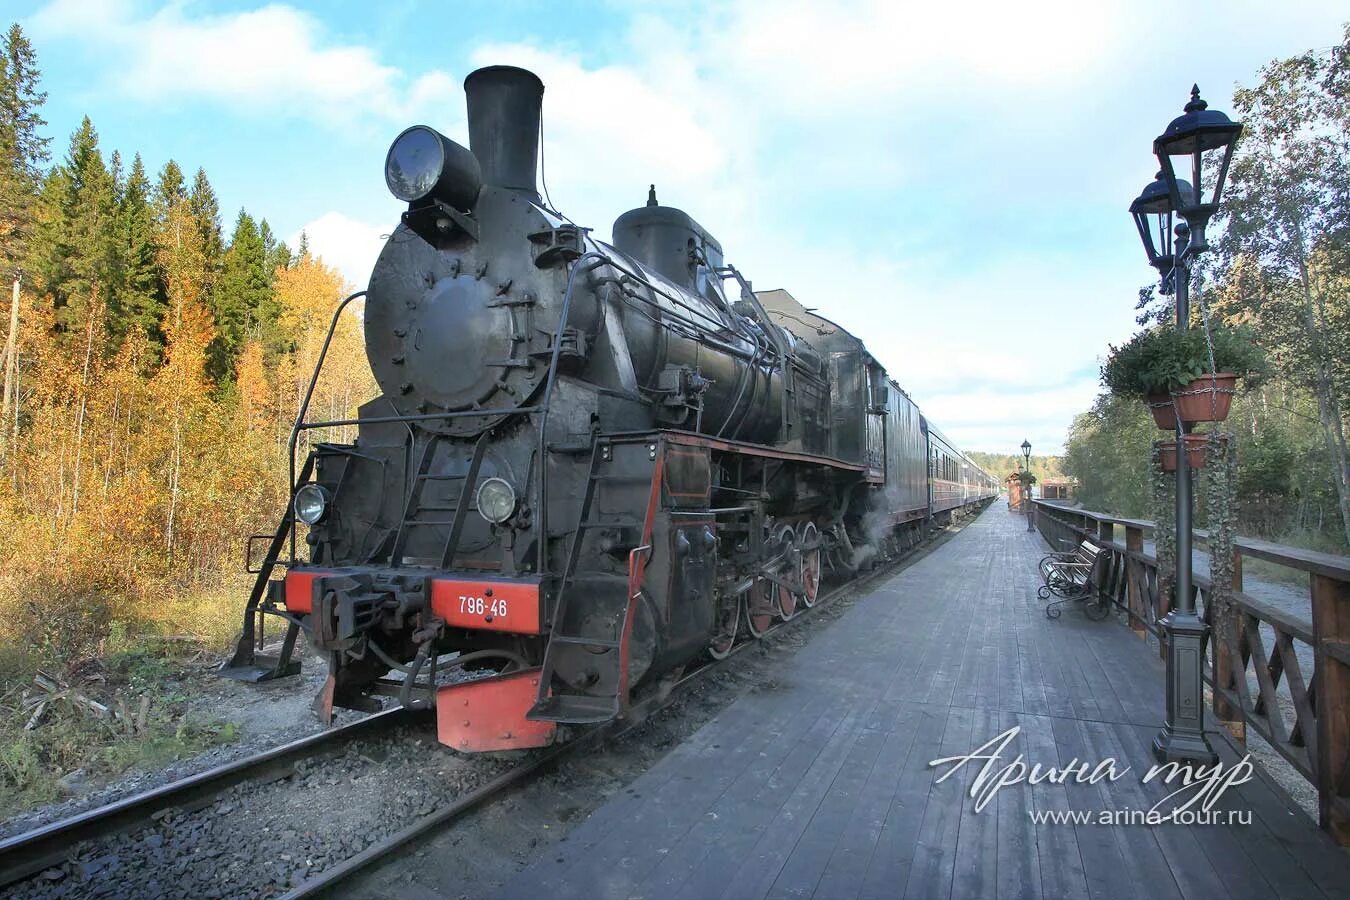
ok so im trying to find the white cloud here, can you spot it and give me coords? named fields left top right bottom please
left=711, top=0, right=1125, bottom=111
left=295, top=212, right=386, bottom=289
left=29, top=0, right=452, bottom=123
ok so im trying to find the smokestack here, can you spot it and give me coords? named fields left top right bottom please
left=464, top=66, right=544, bottom=198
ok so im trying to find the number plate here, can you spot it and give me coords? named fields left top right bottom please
left=430, top=577, right=542, bottom=634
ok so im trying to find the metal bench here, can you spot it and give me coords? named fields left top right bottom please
left=1037, top=540, right=1112, bottom=620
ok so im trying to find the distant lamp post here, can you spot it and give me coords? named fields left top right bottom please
left=1020, top=439, right=1033, bottom=531
left=1131, top=85, right=1242, bottom=767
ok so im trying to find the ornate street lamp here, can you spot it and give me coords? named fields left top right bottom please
left=1131, top=86, right=1242, bottom=767
left=1021, top=439, right=1033, bottom=531
left=1129, top=171, right=1191, bottom=295
left=1154, top=85, right=1242, bottom=255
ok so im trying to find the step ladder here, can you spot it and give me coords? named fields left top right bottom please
left=528, top=437, right=643, bottom=724
left=220, top=454, right=318, bottom=682
left=385, top=432, right=489, bottom=567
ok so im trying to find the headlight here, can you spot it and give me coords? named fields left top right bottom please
left=293, top=483, right=329, bottom=525
left=384, top=125, right=482, bottom=211
left=385, top=126, right=442, bottom=202
left=476, top=477, right=516, bottom=524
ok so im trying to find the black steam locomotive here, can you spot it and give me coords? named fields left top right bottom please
left=223, top=66, right=996, bottom=751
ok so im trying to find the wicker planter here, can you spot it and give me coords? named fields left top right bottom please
left=1173, top=373, right=1237, bottom=423
left=1147, top=394, right=1177, bottom=430
left=1156, top=435, right=1208, bottom=472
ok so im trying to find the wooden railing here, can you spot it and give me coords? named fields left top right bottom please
left=1032, top=500, right=1350, bottom=845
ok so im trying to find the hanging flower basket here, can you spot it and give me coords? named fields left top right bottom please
left=1146, top=394, right=1177, bottom=430
left=1172, top=373, right=1237, bottom=423
left=1155, top=434, right=1208, bottom=472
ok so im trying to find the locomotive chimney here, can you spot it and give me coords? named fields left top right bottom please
left=464, top=66, right=544, bottom=199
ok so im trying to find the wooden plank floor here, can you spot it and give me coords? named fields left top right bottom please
left=495, top=507, right=1350, bottom=900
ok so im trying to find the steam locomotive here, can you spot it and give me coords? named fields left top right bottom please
left=223, top=66, right=996, bottom=751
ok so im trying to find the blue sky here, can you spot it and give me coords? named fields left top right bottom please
left=12, top=0, right=1348, bottom=454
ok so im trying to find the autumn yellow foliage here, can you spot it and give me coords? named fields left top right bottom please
left=0, top=228, right=372, bottom=666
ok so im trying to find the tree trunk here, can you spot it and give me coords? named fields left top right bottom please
left=70, top=293, right=100, bottom=520
left=166, top=419, right=181, bottom=557
left=1296, top=251, right=1350, bottom=546
left=1, top=273, right=20, bottom=466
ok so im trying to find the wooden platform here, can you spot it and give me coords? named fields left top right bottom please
left=495, top=506, right=1350, bottom=900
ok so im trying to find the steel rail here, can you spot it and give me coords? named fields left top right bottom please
left=0, top=706, right=415, bottom=889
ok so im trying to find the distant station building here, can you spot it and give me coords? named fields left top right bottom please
left=1040, top=477, right=1077, bottom=502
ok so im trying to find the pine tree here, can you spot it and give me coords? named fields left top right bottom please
left=210, top=208, right=270, bottom=382
left=0, top=23, right=50, bottom=273
left=108, top=149, right=123, bottom=199
left=41, top=117, right=119, bottom=334
left=152, top=159, right=185, bottom=224
left=188, top=167, right=222, bottom=271
left=113, top=153, right=165, bottom=354
left=270, top=239, right=293, bottom=274
left=258, top=218, right=293, bottom=277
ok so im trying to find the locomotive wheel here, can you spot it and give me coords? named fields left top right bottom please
left=708, top=593, right=738, bottom=659
left=771, top=524, right=798, bottom=620
left=743, top=581, right=775, bottom=638
left=798, top=523, right=822, bottom=608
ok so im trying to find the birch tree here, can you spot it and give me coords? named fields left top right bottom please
left=1219, top=27, right=1350, bottom=545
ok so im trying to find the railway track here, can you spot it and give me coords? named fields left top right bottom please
left=0, top=514, right=972, bottom=899
left=0, top=705, right=418, bottom=889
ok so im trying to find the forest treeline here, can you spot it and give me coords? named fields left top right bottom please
left=965, top=451, right=1063, bottom=487
left=0, top=24, right=373, bottom=666
left=1063, top=25, right=1350, bottom=554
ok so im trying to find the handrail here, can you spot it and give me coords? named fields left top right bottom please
left=1031, top=499, right=1350, bottom=843
left=535, top=251, right=608, bottom=574
left=1031, top=500, right=1350, bottom=580
left=286, top=290, right=367, bottom=561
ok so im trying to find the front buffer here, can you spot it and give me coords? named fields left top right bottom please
left=281, top=568, right=558, bottom=752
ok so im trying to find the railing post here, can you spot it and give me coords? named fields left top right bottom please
left=1213, top=549, right=1245, bottom=741
left=1126, top=525, right=1145, bottom=637
left=1311, top=571, right=1350, bottom=845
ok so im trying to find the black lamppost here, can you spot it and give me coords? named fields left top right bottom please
left=1021, top=439, right=1033, bottom=531
left=1130, top=86, right=1241, bottom=766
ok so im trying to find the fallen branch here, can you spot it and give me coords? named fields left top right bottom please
left=34, top=670, right=111, bottom=719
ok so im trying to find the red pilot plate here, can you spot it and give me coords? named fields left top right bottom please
left=430, top=577, right=542, bottom=634
left=283, top=569, right=329, bottom=614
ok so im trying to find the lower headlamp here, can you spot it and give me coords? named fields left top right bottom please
left=293, top=483, right=329, bottom=525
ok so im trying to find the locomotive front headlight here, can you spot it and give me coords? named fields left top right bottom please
left=476, top=477, right=516, bottom=524
left=385, top=126, right=443, bottom=202
left=384, top=125, right=482, bottom=211
left=293, top=483, right=329, bottom=526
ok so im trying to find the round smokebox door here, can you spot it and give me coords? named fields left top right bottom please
left=369, top=270, right=535, bottom=431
